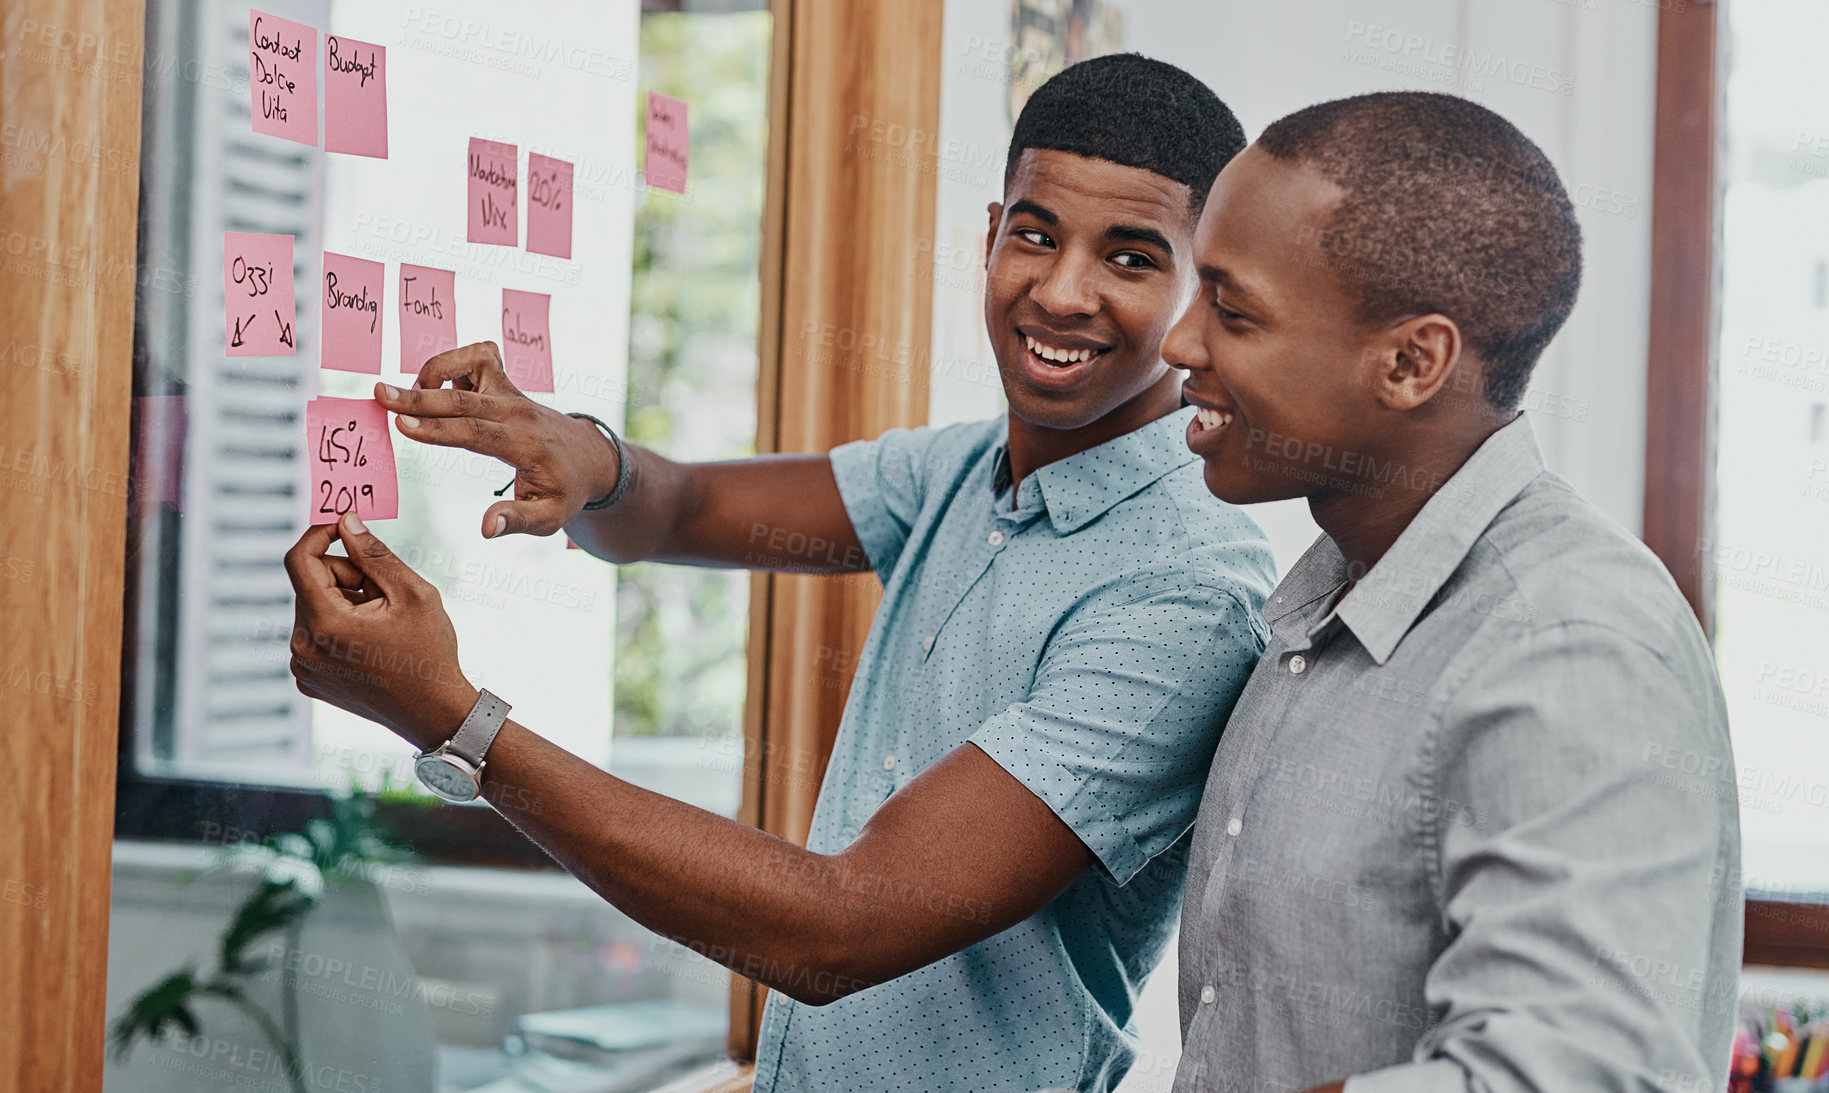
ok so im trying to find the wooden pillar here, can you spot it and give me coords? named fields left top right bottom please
left=0, top=1, right=146, bottom=1091
left=729, top=0, right=944, bottom=1064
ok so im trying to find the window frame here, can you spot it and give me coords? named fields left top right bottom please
left=111, top=0, right=779, bottom=875
left=107, top=0, right=948, bottom=1075
left=1641, top=0, right=1829, bottom=968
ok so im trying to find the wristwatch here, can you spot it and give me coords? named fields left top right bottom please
left=413, top=689, right=511, bottom=802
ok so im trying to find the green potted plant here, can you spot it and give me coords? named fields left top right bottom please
left=109, top=787, right=420, bottom=1093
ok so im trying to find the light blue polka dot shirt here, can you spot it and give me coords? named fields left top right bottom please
left=750, top=407, right=1277, bottom=1093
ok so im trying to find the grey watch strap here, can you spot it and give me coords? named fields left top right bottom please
left=445, top=689, right=511, bottom=766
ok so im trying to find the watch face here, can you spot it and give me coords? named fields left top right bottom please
left=415, top=754, right=478, bottom=801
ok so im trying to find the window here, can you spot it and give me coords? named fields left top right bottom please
left=109, top=1, right=773, bottom=1089
left=1712, top=0, right=1829, bottom=901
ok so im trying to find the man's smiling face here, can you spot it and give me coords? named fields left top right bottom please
left=1165, top=145, right=1390, bottom=505
left=984, top=148, right=1197, bottom=432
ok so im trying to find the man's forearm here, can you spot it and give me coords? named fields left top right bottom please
left=560, top=441, right=871, bottom=574
left=474, top=719, right=873, bottom=1002
left=469, top=719, right=1026, bottom=1005
left=382, top=351, right=861, bottom=567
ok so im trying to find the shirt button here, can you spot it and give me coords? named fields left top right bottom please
left=1226, top=816, right=1242, bottom=837
left=883, top=755, right=896, bottom=771
left=1200, top=984, right=1216, bottom=1005
left=922, top=635, right=934, bottom=653
left=987, top=530, right=1005, bottom=547
left=1288, top=654, right=1308, bottom=675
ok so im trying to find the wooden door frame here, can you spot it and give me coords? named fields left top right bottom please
left=729, top=0, right=945, bottom=1064
left=0, top=2, right=148, bottom=1091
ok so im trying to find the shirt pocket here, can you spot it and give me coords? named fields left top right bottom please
left=914, top=544, right=1007, bottom=662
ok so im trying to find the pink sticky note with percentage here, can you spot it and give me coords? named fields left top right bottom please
left=324, top=35, right=386, bottom=158
left=398, top=263, right=457, bottom=375
left=526, top=153, right=573, bottom=259
left=501, top=289, right=553, bottom=392
left=224, top=232, right=297, bottom=356
left=645, top=92, right=688, bottom=193
left=321, top=251, right=384, bottom=374
left=467, top=138, right=518, bottom=245
left=249, top=11, right=318, bottom=146
left=306, top=397, right=398, bottom=525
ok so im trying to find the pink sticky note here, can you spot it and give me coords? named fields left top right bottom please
left=321, top=251, right=384, bottom=374
left=645, top=92, right=688, bottom=193
left=467, top=138, right=518, bottom=245
left=249, top=11, right=318, bottom=146
left=324, top=35, right=386, bottom=158
left=306, top=397, right=398, bottom=525
left=526, top=153, right=574, bottom=259
left=224, top=232, right=297, bottom=356
left=132, top=395, right=187, bottom=516
left=501, top=289, right=553, bottom=392
left=398, top=264, right=457, bottom=375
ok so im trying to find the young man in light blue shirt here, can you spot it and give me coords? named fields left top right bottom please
left=285, top=55, right=1275, bottom=1092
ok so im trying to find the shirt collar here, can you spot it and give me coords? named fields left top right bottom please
left=1263, top=535, right=1352, bottom=628
left=989, top=407, right=1200, bottom=534
left=1335, top=413, right=1545, bottom=663
left=1277, top=414, right=1547, bottom=664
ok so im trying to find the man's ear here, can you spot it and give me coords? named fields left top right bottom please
left=1365, top=314, right=1464, bottom=412
left=984, top=201, right=1003, bottom=268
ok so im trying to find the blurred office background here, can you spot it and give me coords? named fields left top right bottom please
left=0, top=0, right=1820, bottom=1090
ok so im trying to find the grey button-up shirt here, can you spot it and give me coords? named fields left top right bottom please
left=1173, top=415, right=1743, bottom=1093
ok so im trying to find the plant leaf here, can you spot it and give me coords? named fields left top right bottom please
left=219, top=880, right=315, bottom=975
left=108, top=969, right=199, bottom=1061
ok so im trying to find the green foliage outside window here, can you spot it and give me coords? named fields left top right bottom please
left=614, top=12, right=771, bottom=740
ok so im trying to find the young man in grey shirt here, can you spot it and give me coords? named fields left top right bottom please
left=1163, top=92, right=1742, bottom=1093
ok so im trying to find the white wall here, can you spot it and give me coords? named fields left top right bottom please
left=931, top=0, right=1660, bottom=574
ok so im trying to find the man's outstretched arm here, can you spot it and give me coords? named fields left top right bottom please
left=284, top=515, right=1095, bottom=1006
left=378, top=342, right=869, bottom=574
left=473, top=723, right=1093, bottom=1004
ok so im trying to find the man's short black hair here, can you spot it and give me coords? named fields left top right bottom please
left=1005, top=53, right=1244, bottom=215
left=1256, top=92, right=1583, bottom=410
